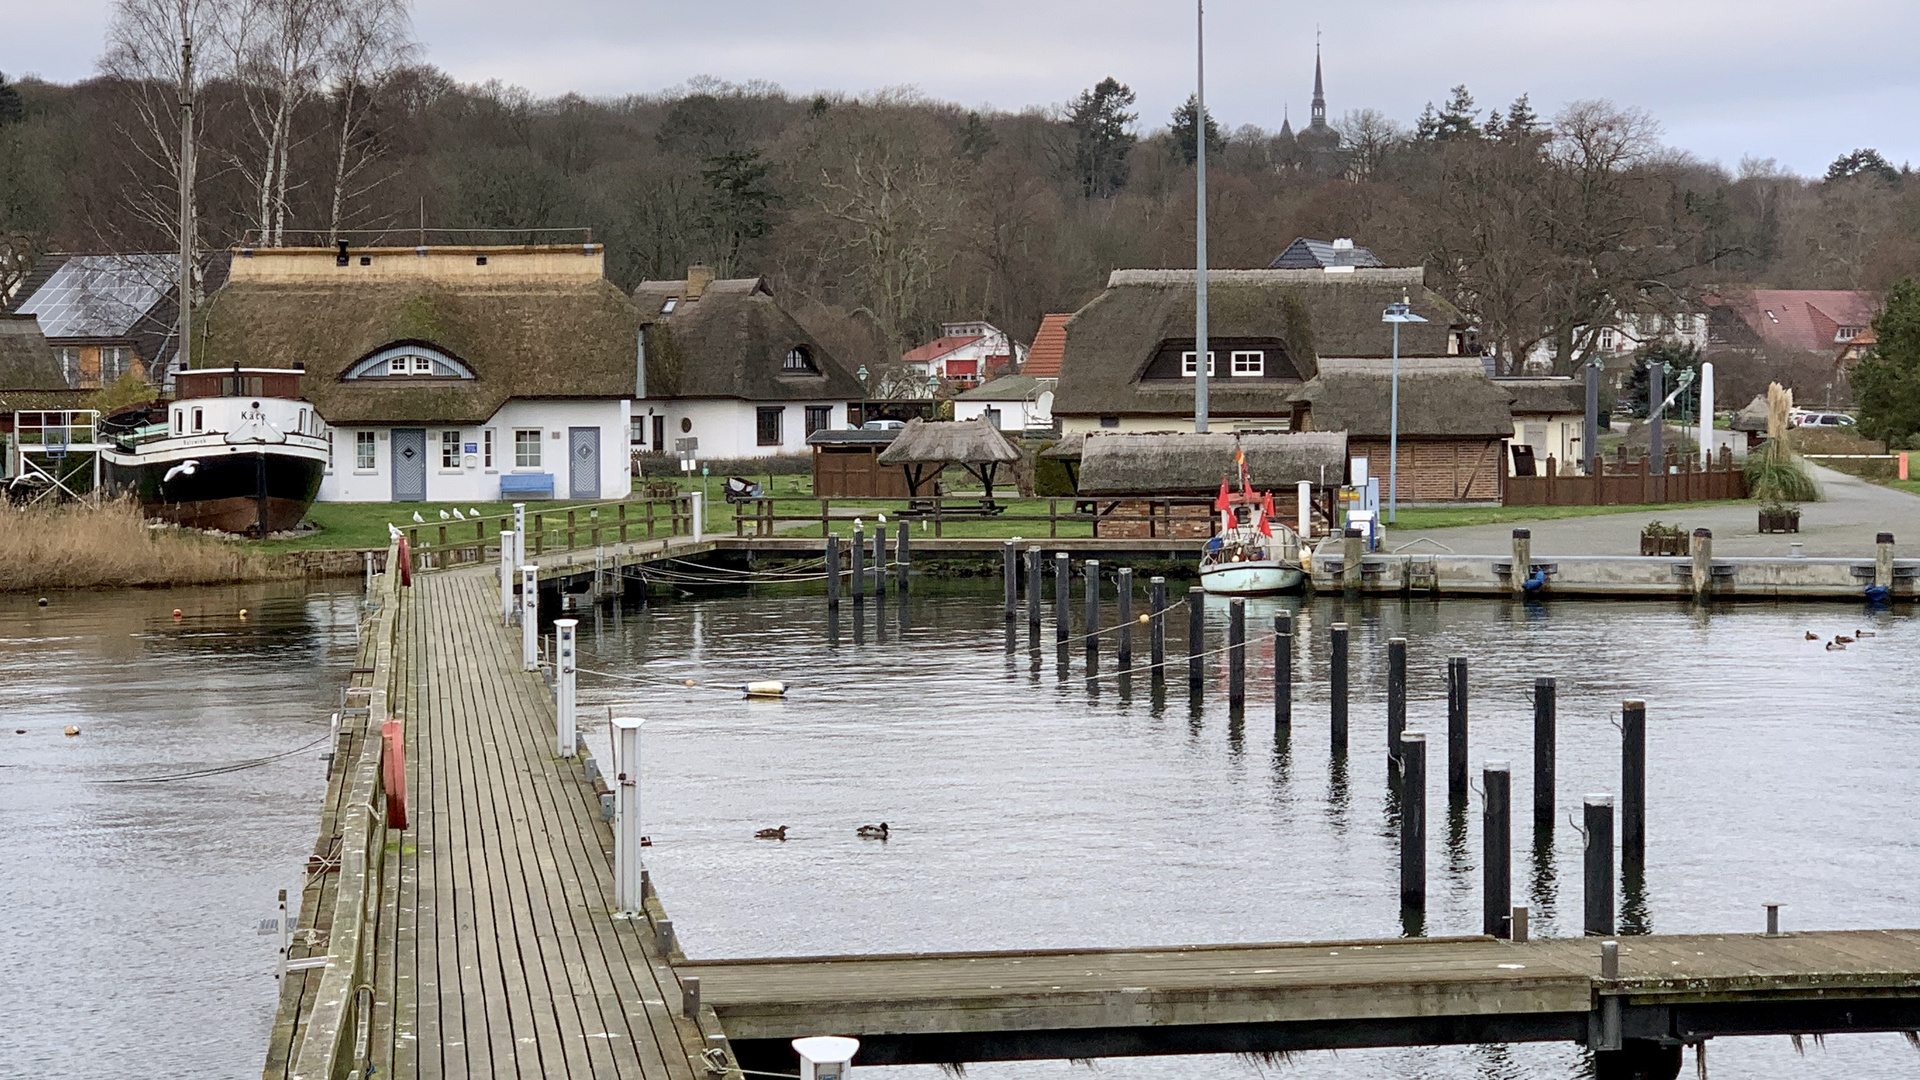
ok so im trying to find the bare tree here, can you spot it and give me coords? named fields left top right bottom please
left=101, top=0, right=210, bottom=258
left=215, top=0, right=336, bottom=246
left=1335, top=109, right=1403, bottom=182
left=321, top=0, right=414, bottom=243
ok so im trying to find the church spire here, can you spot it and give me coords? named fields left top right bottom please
left=1279, top=102, right=1293, bottom=140
left=1310, top=34, right=1326, bottom=128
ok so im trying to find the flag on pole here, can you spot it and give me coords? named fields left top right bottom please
left=1215, top=479, right=1232, bottom=512
left=1260, top=491, right=1276, bottom=537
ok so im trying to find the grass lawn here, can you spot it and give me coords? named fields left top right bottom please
left=1385, top=499, right=1750, bottom=532
left=1887, top=481, right=1920, bottom=498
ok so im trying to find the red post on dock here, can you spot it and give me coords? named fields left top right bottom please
left=382, top=718, right=409, bottom=829
left=397, top=537, right=412, bottom=587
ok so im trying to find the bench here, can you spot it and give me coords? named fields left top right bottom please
left=498, top=473, right=555, bottom=499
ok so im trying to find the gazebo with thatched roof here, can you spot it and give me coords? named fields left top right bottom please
left=876, top=417, right=1021, bottom=503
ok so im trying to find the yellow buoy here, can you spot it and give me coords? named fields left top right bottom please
left=238, top=608, right=249, bottom=618
left=742, top=681, right=787, bottom=698
left=63, top=726, right=80, bottom=737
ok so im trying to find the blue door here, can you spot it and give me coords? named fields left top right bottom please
left=568, top=427, right=600, bottom=500
left=391, top=428, right=426, bottom=501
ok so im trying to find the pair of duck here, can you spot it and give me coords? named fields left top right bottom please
left=755, top=823, right=889, bottom=841
left=1807, top=629, right=1876, bottom=650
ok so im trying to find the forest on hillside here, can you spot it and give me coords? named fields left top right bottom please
left=1, top=0, right=1917, bottom=376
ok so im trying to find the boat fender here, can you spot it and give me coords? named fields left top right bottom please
left=742, top=681, right=787, bottom=698
left=1865, top=584, right=1891, bottom=604
left=1522, top=568, right=1547, bottom=592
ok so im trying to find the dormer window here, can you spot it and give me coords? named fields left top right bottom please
left=783, top=345, right=818, bottom=373
left=346, top=344, right=476, bottom=381
left=661, top=297, right=678, bottom=315
left=1837, top=326, right=1864, bottom=341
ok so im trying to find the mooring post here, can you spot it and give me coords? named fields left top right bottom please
left=1187, top=586, right=1205, bottom=696
left=1054, top=552, right=1071, bottom=640
left=1387, top=637, right=1407, bottom=764
left=613, top=716, right=644, bottom=914
left=1227, top=598, right=1246, bottom=709
left=1484, top=761, right=1512, bottom=937
left=512, top=503, right=527, bottom=568
left=1026, top=546, right=1042, bottom=627
left=1584, top=795, right=1615, bottom=936
left=1621, top=700, right=1646, bottom=876
left=1766, top=903, right=1782, bottom=937
left=872, top=523, right=886, bottom=598
left=1275, top=612, right=1292, bottom=728
left=680, top=975, right=700, bottom=1019
left=655, top=917, right=675, bottom=957
left=1447, top=657, right=1469, bottom=804
left=1342, top=527, right=1363, bottom=591
left=1534, top=676, right=1556, bottom=837
left=1002, top=540, right=1018, bottom=619
left=1511, top=905, right=1530, bottom=944
left=521, top=565, right=539, bottom=672
left=1876, top=532, right=1895, bottom=590
left=825, top=534, right=841, bottom=607
left=1691, top=528, right=1713, bottom=599
left=1149, top=577, right=1168, bottom=671
left=1116, top=568, right=1134, bottom=669
left=1400, top=733, right=1427, bottom=914
left=365, top=549, right=375, bottom=596
left=499, top=534, right=514, bottom=624
left=1511, top=528, right=1531, bottom=597
left=1330, top=622, right=1349, bottom=752
left=556, top=619, right=578, bottom=758
left=851, top=527, right=866, bottom=602
left=897, top=522, right=911, bottom=591
left=1084, top=559, right=1102, bottom=668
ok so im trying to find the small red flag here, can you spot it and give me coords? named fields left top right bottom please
left=1215, top=478, right=1232, bottom=512
left=1260, top=492, right=1276, bottom=536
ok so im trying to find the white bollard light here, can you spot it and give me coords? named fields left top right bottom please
left=500, top=529, right=517, bottom=624
left=512, top=503, right=527, bottom=568
left=555, top=618, right=578, bottom=757
left=1698, top=361, right=1715, bottom=467
left=521, top=566, right=539, bottom=671
left=1297, top=480, right=1313, bottom=541
left=690, top=490, right=704, bottom=544
left=793, top=1037, right=860, bottom=1080
left=613, top=716, right=644, bottom=913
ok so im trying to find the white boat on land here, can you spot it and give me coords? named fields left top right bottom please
left=1199, top=459, right=1305, bottom=595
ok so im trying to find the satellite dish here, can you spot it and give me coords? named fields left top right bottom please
left=1035, top=390, right=1055, bottom=415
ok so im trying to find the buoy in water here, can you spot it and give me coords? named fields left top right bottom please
left=238, top=608, right=248, bottom=618
left=742, top=681, right=787, bottom=698
left=37, top=597, right=48, bottom=607
left=63, top=726, right=79, bottom=737
left=172, top=609, right=183, bottom=619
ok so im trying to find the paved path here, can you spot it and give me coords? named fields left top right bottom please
left=1385, top=467, right=1920, bottom=558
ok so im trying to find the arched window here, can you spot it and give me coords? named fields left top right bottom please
left=782, top=345, right=818, bottom=373
left=343, top=344, right=476, bottom=381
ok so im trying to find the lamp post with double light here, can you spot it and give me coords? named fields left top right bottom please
left=855, top=364, right=869, bottom=428
left=1381, top=294, right=1427, bottom=525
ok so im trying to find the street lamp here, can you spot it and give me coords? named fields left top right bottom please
left=1381, top=293, right=1427, bottom=525
left=856, top=364, right=869, bottom=428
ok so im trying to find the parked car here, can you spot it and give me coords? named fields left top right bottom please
left=1795, top=412, right=1856, bottom=428
left=862, top=419, right=906, bottom=431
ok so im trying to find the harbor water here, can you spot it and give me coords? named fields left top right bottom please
left=0, top=584, right=362, bottom=1078
left=569, top=581, right=1920, bottom=1080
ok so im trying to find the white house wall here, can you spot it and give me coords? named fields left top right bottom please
left=320, top=398, right=629, bottom=502
left=955, top=397, right=1052, bottom=432
left=632, top=398, right=848, bottom=460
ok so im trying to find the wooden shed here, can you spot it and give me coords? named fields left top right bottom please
left=807, top=427, right=909, bottom=497
left=1291, top=358, right=1512, bottom=503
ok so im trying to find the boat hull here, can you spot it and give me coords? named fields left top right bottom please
left=106, top=441, right=326, bottom=535
left=1200, top=561, right=1304, bottom=596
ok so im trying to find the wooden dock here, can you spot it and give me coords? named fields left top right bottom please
left=265, top=563, right=726, bottom=1080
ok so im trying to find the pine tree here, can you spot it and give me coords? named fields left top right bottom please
left=958, top=111, right=997, bottom=163
left=0, top=72, right=23, bottom=128
left=1169, top=94, right=1224, bottom=166
left=1503, top=94, right=1540, bottom=139
left=1066, top=77, right=1137, bottom=198
left=1852, top=279, right=1920, bottom=448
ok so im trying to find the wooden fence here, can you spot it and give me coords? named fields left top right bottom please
left=1506, top=447, right=1747, bottom=507
left=405, top=494, right=695, bottom=568
left=732, top=495, right=1222, bottom=539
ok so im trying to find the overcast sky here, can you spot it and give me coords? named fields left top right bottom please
left=6, top=0, right=1917, bottom=177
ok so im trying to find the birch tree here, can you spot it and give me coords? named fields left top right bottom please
left=321, top=0, right=414, bottom=243
left=101, top=0, right=211, bottom=258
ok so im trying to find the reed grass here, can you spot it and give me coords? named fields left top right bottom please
left=0, top=499, right=293, bottom=593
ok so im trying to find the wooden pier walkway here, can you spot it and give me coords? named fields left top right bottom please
left=266, top=564, right=719, bottom=1080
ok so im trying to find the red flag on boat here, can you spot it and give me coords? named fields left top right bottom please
left=1215, top=479, right=1232, bottom=512
left=1260, top=492, right=1276, bottom=537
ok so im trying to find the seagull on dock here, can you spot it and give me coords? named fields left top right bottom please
left=388, top=524, right=403, bottom=541
left=452, top=508, right=466, bottom=521
left=856, top=822, right=889, bottom=840
left=470, top=508, right=482, bottom=517
left=439, top=509, right=451, bottom=520
left=412, top=511, right=425, bottom=523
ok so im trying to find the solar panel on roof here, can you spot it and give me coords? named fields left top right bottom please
left=15, top=255, right=176, bottom=339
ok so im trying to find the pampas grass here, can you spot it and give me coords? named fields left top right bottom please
left=0, top=498, right=292, bottom=593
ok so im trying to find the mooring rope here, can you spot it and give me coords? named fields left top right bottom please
left=97, top=732, right=336, bottom=783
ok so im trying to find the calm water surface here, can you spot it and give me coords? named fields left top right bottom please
left=569, top=582, right=1920, bottom=1080
left=0, top=583, right=361, bottom=1078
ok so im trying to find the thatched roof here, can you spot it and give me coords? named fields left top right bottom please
left=877, top=417, right=1020, bottom=465
left=1730, top=394, right=1770, bottom=433
left=1498, top=377, right=1585, bottom=416
left=1077, top=432, right=1350, bottom=495
left=1052, top=268, right=1465, bottom=419
left=195, top=277, right=640, bottom=425
left=1040, top=432, right=1086, bottom=460
left=635, top=276, right=864, bottom=401
left=0, top=315, right=66, bottom=391
left=1294, top=357, right=1513, bottom=439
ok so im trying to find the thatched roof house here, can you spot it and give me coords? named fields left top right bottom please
left=634, top=272, right=863, bottom=402
left=1497, top=376, right=1587, bottom=476
left=0, top=315, right=66, bottom=392
left=1293, top=357, right=1510, bottom=502
left=1050, top=267, right=1468, bottom=431
left=1076, top=432, right=1349, bottom=495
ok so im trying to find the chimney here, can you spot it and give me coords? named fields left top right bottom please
left=686, top=264, right=715, bottom=300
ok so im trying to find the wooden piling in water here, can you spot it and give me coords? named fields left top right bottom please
left=1085, top=560, right=1101, bottom=668
left=1117, top=568, right=1133, bottom=670
left=1876, top=532, right=1896, bottom=590
left=1055, top=552, right=1070, bottom=640
left=1187, top=586, right=1205, bottom=696
left=1622, top=700, right=1646, bottom=876
left=1149, top=577, right=1167, bottom=672
left=873, top=524, right=886, bottom=598
left=1275, top=612, right=1292, bottom=728
left=1330, top=622, right=1349, bottom=752
left=825, top=534, right=841, bottom=608
left=898, top=523, right=910, bottom=590
left=1691, top=528, right=1713, bottom=599
left=1511, top=528, right=1532, bottom=596
left=1447, top=657, right=1469, bottom=804
left=1585, top=795, right=1615, bottom=936
left=1002, top=540, right=1018, bottom=620
left=1484, top=762, right=1511, bottom=938
left=851, top=528, right=865, bottom=602
left=1387, top=638, right=1406, bottom=764
left=1228, top=599, right=1246, bottom=709
left=1400, top=733, right=1427, bottom=914
left=1027, top=546, right=1042, bottom=627
left=1534, top=677, right=1556, bottom=837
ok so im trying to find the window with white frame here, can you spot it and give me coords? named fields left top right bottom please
left=441, top=430, right=462, bottom=468
left=483, top=429, right=495, bottom=469
left=1599, top=328, right=1616, bottom=350
left=1181, top=351, right=1216, bottom=377
left=100, top=346, right=133, bottom=383
left=515, top=429, right=542, bottom=468
left=1230, top=350, right=1264, bottom=376
left=356, top=431, right=377, bottom=469
left=191, top=407, right=204, bottom=432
